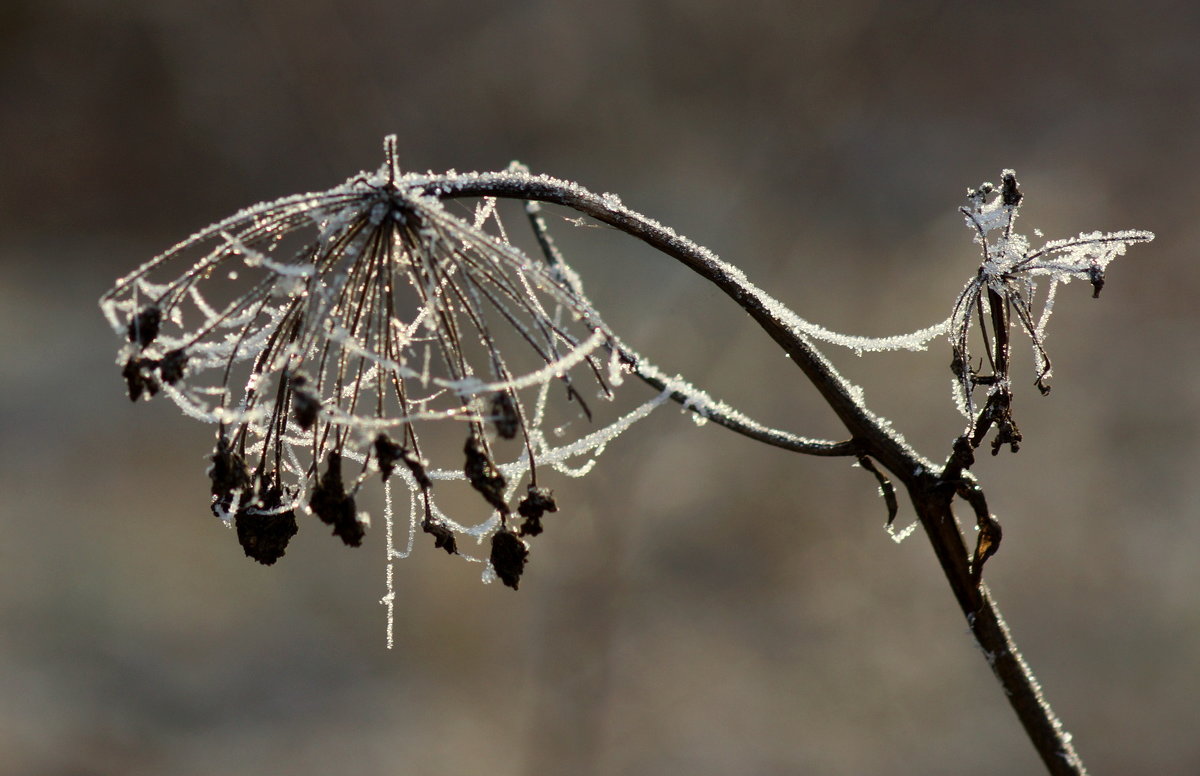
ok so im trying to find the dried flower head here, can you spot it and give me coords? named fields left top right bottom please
left=949, top=170, right=1153, bottom=455
left=101, top=136, right=658, bottom=579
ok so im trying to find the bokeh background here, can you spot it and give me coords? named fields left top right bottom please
left=2, top=1, right=1197, bottom=774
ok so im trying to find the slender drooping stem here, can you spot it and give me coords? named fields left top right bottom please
left=426, top=173, right=1087, bottom=776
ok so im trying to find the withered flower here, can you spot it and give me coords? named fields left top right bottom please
left=949, top=170, right=1153, bottom=455
left=100, top=136, right=651, bottom=588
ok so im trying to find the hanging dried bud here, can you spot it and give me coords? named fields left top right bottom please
left=517, top=486, right=557, bottom=537
left=290, top=374, right=321, bottom=431
left=209, top=437, right=252, bottom=516
left=464, top=435, right=507, bottom=512
left=159, top=348, right=189, bottom=386
left=1000, top=171, right=1022, bottom=207
left=490, top=529, right=528, bottom=590
left=489, top=391, right=520, bottom=439
left=374, top=434, right=432, bottom=489
left=235, top=481, right=298, bottom=565
left=422, top=518, right=458, bottom=554
left=1087, top=265, right=1105, bottom=299
left=309, top=452, right=365, bottom=547
left=122, top=357, right=160, bottom=402
left=374, top=434, right=402, bottom=481
left=126, top=306, right=162, bottom=347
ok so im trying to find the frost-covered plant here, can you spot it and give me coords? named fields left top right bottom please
left=102, top=138, right=1151, bottom=776
left=100, top=138, right=663, bottom=589
left=948, top=171, right=1152, bottom=461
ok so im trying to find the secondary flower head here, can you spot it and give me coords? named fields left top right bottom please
left=101, top=137, right=636, bottom=582
left=949, top=170, right=1153, bottom=455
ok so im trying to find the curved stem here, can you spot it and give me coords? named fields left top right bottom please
left=422, top=172, right=1088, bottom=775
left=520, top=197, right=853, bottom=458
left=626, top=351, right=857, bottom=457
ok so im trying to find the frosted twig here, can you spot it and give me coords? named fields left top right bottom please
left=104, top=138, right=1155, bottom=776
left=422, top=165, right=1147, bottom=776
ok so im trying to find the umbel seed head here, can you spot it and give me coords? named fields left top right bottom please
left=99, top=135, right=662, bottom=588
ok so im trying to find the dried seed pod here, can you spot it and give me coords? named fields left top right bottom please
left=309, top=453, right=365, bottom=547
left=122, top=357, right=160, bottom=402
left=374, top=434, right=431, bottom=489
left=126, top=306, right=162, bottom=347
left=464, top=435, right=507, bottom=512
left=289, top=374, right=321, bottom=431
left=374, top=434, right=402, bottom=481
left=209, top=437, right=252, bottom=516
left=489, top=391, right=520, bottom=439
left=1087, top=265, right=1105, bottom=299
left=159, top=348, right=189, bottom=386
left=490, top=529, right=528, bottom=590
left=1000, top=171, right=1022, bottom=207
left=422, top=518, right=458, bottom=555
left=235, top=481, right=298, bottom=565
left=517, top=486, right=557, bottom=537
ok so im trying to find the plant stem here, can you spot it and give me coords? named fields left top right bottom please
left=426, top=172, right=1088, bottom=775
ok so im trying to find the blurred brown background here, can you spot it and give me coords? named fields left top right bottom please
left=2, top=1, right=1197, bottom=774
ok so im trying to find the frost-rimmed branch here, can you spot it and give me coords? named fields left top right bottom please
left=415, top=169, right=1111, bottom=776
left=101, top=139, right=865, bottom=590
left=102, top=136, right=1154, bottom=776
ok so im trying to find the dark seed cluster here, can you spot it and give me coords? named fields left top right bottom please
left=309, top=453, right=364, bottom=547
left=122, top=357, right=160, bottom=402
left=517, top=486, right=557, bottom=537
left=234, top=480, right=299, bottom=565
left=489, top=529, right=529, bottom=590
left=127, top=306, right=161, bottom=347
left=120, top=303, right=190, bottom=402
left=159, top=349, right=188, bottom=386
left=122, top=350, right=189, bottom=402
